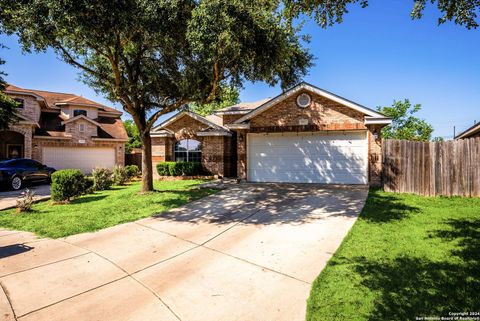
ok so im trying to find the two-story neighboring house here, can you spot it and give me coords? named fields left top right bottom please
left=1, top=85, right=128, bottom=173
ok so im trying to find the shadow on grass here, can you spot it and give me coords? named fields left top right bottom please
left=359, top=189, right=421, bottom=223
left=71, top=194, right=108, bottom=204
left=351, top=217, right=480, bottom=320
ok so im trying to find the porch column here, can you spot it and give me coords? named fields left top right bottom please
left=236, top=130, right=248, bottom=180
left=23, top=128, right=32, bottom=158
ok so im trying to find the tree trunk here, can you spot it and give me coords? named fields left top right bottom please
left=140, top=130, right=154, bottom=193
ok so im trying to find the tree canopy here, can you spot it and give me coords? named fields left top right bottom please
left=189, top=85, right=240, bottom=116
left=0, top=0, right=312, bottom=191
left=0, top=49, right=18, bottom=131
left=377, top=99, right=434, bottom=141
left=284, top=0, right=480, bottom=29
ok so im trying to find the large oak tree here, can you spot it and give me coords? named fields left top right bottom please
left=284, top=0, right=480, bottom=29
left=0, top=0, right=312, bottom=192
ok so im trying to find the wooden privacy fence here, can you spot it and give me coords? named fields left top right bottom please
left=383, top=138, right=480, bottom=197
left=125, top=153, right=142, bottom=170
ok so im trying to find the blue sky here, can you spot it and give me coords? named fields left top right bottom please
left=1, top=0, right=479, bottom=139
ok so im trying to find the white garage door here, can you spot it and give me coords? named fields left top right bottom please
left=43, top=147, right=116, bottom=174
left=248, top=131, right=368, bottom=184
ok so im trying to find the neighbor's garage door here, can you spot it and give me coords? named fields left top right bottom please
left=247, top=131, right=368, bottom=184
left=43, top=147, right=116, bottom=174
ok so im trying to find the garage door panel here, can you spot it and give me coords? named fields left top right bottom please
left=250, top=159, right=366, bottom=170
left=43, top=147, right=116, bottom=174
left=248, top=131, right=368, bottom=184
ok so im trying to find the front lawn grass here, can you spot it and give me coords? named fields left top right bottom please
left=307, top=189, right=480, bottom=321
left=0, top=180, right=216, bottom=238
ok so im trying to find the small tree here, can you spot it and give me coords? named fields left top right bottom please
left=189, top=85, right=240, bottom=116
left=0, top=0, right=312, bottom=192
left=123, top=119, right=142, bottom=153
left=377, top=99, right=434, bottom=141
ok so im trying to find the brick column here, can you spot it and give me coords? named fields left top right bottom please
left=367, top=125, right=383, bottom=186
left=236, top=130, right=248, bottom=180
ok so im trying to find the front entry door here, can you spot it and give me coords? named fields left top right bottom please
left=7, top=144, right=23, bottom=159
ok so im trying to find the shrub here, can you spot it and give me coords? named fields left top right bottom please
left=51, top=169, right=86, bottom=202
left=156, top=162, right=170, bottom=176
left=113, top=165, right=128, bottom=185
left=82, top=177, right=95, bottom=194
left=92, top=167, right=113, bottom=191
left=156, top=162, right=202, bottom=176
left=125, top=165, right=140, bottom=179
left=16, top=188, right=35, bottom=212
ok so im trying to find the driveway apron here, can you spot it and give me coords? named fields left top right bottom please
left=0, top=183, right=368, bottom=321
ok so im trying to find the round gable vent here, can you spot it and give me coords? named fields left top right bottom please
left=296, top=93, right=311, bottom=108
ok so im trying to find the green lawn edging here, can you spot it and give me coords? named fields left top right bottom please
left=0, top=180, right=217, bottom=238
left=307, top=188, right=480, bottom=321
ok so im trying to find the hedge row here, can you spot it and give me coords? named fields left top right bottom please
left=51, top=165, right=140, bottom=202
left=156, top=162, right=202, bottom=176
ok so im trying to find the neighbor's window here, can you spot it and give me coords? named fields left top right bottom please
left=78, top=124, right=86, bottom=132
left=14, top=98, right=24, bottom=109
left=174, top=139, right=201, bottom=162
left=73, top=109, right=87, bottom=117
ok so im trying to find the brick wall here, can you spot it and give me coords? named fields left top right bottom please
left=7, top=94, right=41, bottom=122
left=222, top=114, right=246, bottom=126
left=249, top=91, right=365, bottom=130
left=237, top=130, right=247, bottom=180
left=367, top=125, right=383, bottom=186
left=236, top=91, right=383, bottom=184
left=65, top=119, right=98, bottom=142
left=166, top=115, right=207, bottom=140
left=153, top=114, right=235, bottom=177
left=4, top=124, right=34, bottom=159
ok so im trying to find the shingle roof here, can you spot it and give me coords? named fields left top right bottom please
left=455, top=122, right=480, bottom=139
left=5, top=84, right=121, bottom=114
left=215, top=98, right=271, bottom=113
left=34, top=112, right=128, bottom=140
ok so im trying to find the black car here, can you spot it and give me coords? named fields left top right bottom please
left=0, top=158, right=56, bottom=190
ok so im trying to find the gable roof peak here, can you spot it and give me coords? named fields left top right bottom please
left=234, top=82, right=388, bottom=124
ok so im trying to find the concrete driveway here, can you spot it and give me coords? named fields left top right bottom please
left=0, top=184, right=368, bottom=321
left=0, top=184, right=51, bottom=210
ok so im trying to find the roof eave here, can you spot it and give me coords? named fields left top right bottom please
left=455, top=123, right=480, bottom=139
left=364, top=117, right=393, bottom=125
left=234, top=82, right=387, bottom=124
left=226, top=123, right=251, bottom=130
left=214, top=110, right=251, bottom=115
left=152, top=111, right=229, bottom=133
left=196, top=131, right=232, bottom=137
left=61, top=115, right=101, bottom=127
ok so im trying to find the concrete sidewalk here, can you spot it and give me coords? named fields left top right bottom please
left=0, top=184, right=368, bottom=321
left=0, top=184, right=51, bottom=211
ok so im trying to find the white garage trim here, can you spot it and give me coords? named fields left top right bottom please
left=247, top=131, right=368, bottom=184
left=43, top=147, right=116, bottom=174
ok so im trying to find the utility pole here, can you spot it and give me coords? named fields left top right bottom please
left=453, top=126, right=456, bottom=139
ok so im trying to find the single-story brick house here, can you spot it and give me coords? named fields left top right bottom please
left=151, top=82, right=392, bottom=185
left=455, top=122, right=480, bottom=139
left=1, top=85, right=127, bottom=173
